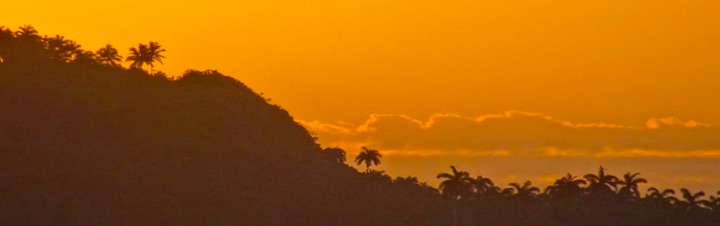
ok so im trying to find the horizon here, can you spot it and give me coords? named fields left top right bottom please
left=3, top=0, right=720, bottom=193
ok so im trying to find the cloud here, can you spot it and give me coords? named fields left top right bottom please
left=645, top=117, right=710, bottom=129
left=297, top=111, right=720, bottom=157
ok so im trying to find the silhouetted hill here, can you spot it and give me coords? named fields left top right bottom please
left=0, top=26, right=444, bottom=226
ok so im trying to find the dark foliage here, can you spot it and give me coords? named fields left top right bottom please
left=0, top=25, right=444, bottom=226
left=436, top=166, right=720, bottom=226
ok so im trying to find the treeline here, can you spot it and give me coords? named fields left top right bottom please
left=323, top=142, right=720, bottom=226
left=2, top=24, right=719, bottom=226
left=434, top=165, right=720, bottom=226
left=326, top=143, right=720, bottom=226
left=0, top=25, right=165, bottom=75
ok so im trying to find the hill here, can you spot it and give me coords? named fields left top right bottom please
left=0, top=25, right=443, bottom=225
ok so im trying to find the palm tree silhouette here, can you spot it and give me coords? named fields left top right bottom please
left=706, top=192, right=720, bottom=212
left=126, top=42, right=166, bottom=74
left=546, top=173, right=586, bottom=201
left=354, top=146, right=381, bottom=172
left=584, top=166, right=618, bottom=197
left=72, top=50, right=97, bottom=64
left=126, top=43, right=146, bottom=69
left=509, top=180, right=540, bottom=198
left=146, top=42, right=166, bottom=73
left=617, top=172, right=647, bottom=200
left=679, top=188, right=711, bottom=212
left=437, top=165, right=472, bottom=226
left=646, top=187, right=679, bottom=205
left=14, top=25, right=41, bottom=42
left=0, top=26, right=11, bottom=41
left=96, top=44, right=122, bottom=67
left=43, top=35, right=81, bottom=62
left=437, top=166, right=472, bottom=200
left=321, top=147, right=346, bottom=164
left=470, top=175, right=497, bottom=197
left=0, top=26, right=10, bottom=38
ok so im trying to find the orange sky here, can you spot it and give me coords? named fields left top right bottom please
left=4, top=0, right=720, bottom=192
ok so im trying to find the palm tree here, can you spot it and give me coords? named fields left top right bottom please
left=72, top=50, right=97, bottom=64
left=584, top=166, right=618, bottom=197
left=96, top=44, right=122, bottom=67
left=509, top=180, right=540, bottom=198
left=126, top=41, right=166, bottom=74
left=146, top=41, right=166, bottom=73
left=437, top=165, right=472, bottom=226
left=437, top=166, right=472, bottom=200
left=0, top=26, right=12, bottom=42
left=706, top=192, right=720, bottom=212
left=646, top=187, right=679, bottom=206
left=354, top=146, right=381, bottom=172
left=14, top=25, right=40, bottom=42
left=321, top=147, right=346, bottom=164
left=617, top=172, right=647, bottom=200
left=470, top=175, right=497, bottom=197
left=546, top=173, right=586, bottom=201
left=499, top=187, right=515, bottom=197
left=679, top=188, right=711, bottom=212
left=43, top=35, right=81, bottom=62
left=126, top=43, right=146, bottom=69
left=0, top=26, right=10, bottom=36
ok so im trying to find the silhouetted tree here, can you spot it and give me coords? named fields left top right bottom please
left=470, top=175, right=497, bottom=197
left=0, top=26, right=10, bottom=39
left=354, top=146, right=381, bottom=172
left=706, top=192, right=720, bottom=212
left=72, top=50, right=97, bottom=64
left=647, top=187, right=676, bottom=199
left=126, top=43, right=146, bottom=69
left=438, top=166, right=472, bottom=200
left=437, top=165, right=472, bottom=226
left=96, top=44, right=122, bottom=67
left=14, top=25, right=40, bottom=42
left=9, top=25, right=45, bottom=62
left=584, top=166, right=618, bottom=198
left=146, top=41, right=165, bottom=73
left=546, top=173, right=586, bottom=200
left=617, top=172, right=647, bottom=200
left=44, top=35, right=82, bottom=62
left=126, top=41, right=166, bottom=74
left=680, top=188, right=711, bottom=212
left=321, top=147, right=346, bottom=164
left=510, top=180, right=540, bottom=198
left=645, top=187, right=679, bottom=208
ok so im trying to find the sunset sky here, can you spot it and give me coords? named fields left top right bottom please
left=4, top=0, right=720, bottom=192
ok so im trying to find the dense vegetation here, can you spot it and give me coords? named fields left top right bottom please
left=0, top=25, right=444, bottom=225
left=435, top=166, right=720, bottom=226
left=1, top=25, right=719, bottom=226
